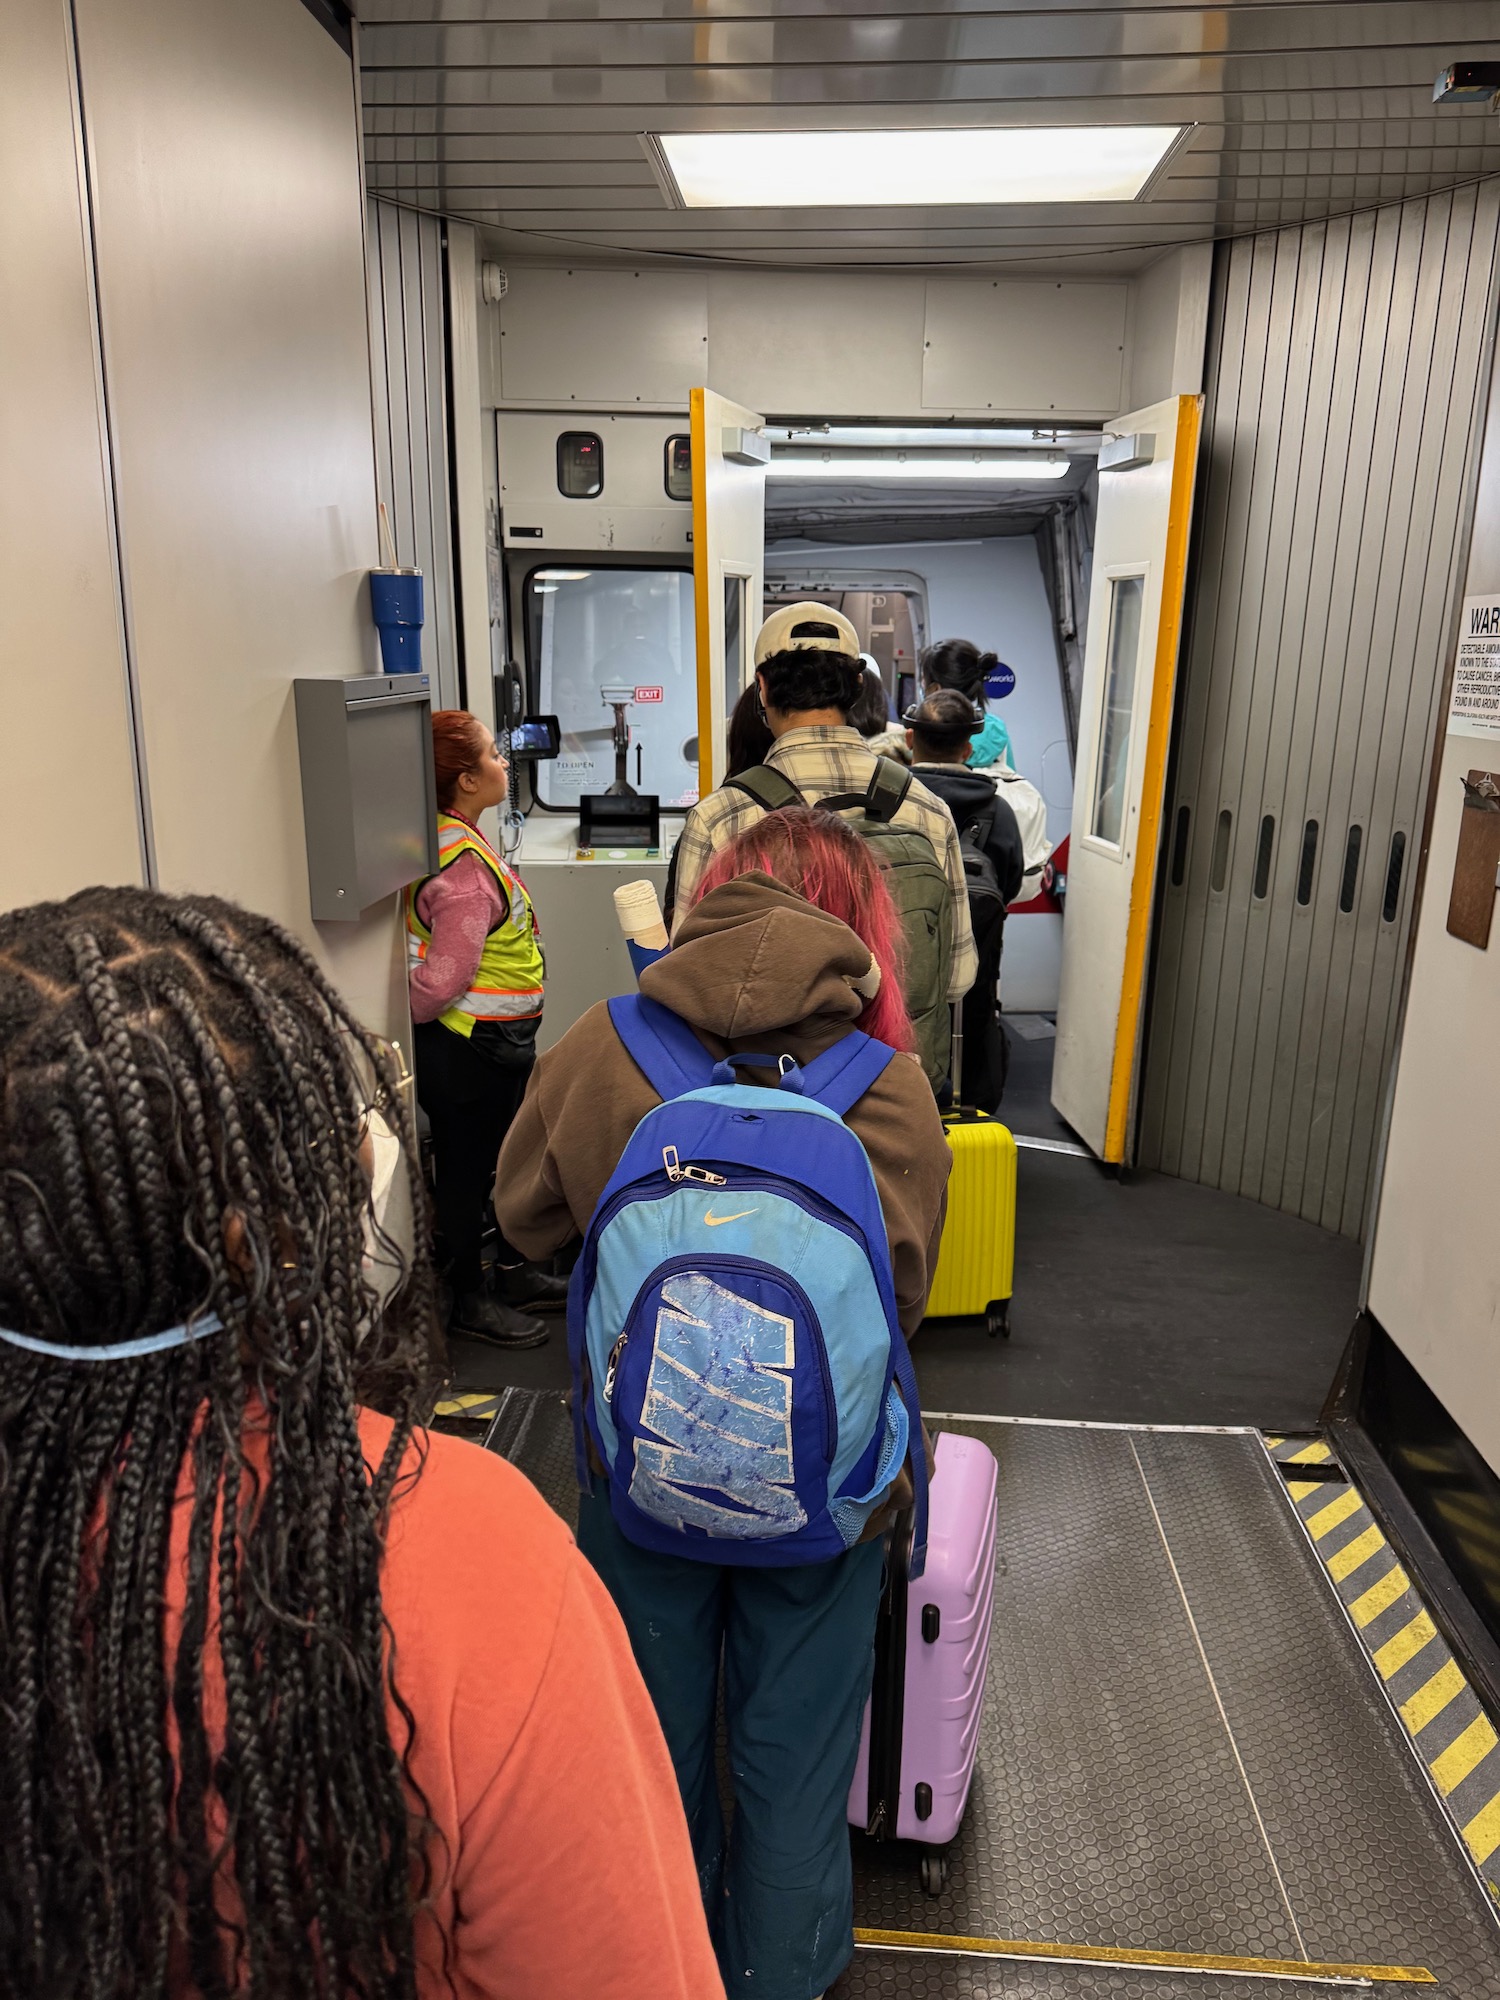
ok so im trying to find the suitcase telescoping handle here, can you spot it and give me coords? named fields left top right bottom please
left=949, top=998, right=964, bottom=1111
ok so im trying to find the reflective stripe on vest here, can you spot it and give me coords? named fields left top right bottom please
left=406, top=814, right=544, bottom=1037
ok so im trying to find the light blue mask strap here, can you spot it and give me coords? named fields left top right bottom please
left=0, top=1312, right=224, bottom=1363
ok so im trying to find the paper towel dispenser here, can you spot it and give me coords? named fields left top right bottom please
left=293, top=674, right=440, bottom=922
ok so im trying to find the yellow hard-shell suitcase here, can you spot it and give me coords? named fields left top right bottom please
left=924, top=1008, right=1016, bottom=1338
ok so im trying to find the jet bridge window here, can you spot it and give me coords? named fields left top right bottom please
left=557, top=431, right=604, bottom=498
left=1090, top=573, right=1145, bottom=849
left=665, top=434, right=692, bottom=501
left=525, top=566, right=698, bottom=810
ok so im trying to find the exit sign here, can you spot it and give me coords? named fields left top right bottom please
left=634, top=685, right=664, bottom=703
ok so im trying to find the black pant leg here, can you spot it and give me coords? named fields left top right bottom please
left=414, top=1021, right=532, bottom=1295
left=485, top=1059, right=535, bottom=1267
left=960, top=979, right=1007, bottom=1114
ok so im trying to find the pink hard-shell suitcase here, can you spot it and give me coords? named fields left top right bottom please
left=848, top=1430, right=999, bottom=1894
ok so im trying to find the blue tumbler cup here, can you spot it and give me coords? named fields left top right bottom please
left=369, top=569, right=424, bottom=674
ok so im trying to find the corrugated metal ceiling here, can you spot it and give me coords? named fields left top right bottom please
left=359, top=3, right=1500, bottom=273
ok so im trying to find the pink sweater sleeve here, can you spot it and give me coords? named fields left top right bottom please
left=409, top=851, right=508, bottom=1023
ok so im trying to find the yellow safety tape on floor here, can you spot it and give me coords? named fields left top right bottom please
left=1266, top=1434, right=1500, bottom=1896
left=853, top=1927, right=1435, bottom=1984
left=432, top=1390, right=505, bottom=1419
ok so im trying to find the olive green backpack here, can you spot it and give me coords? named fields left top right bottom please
left=727, top=760, right=955, bottom=1087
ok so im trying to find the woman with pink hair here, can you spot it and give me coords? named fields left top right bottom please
left=495, top=807, right=950, bottom=2000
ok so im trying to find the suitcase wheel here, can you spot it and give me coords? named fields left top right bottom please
left=919, top=1852, right=949, bottom=1897
left=986, top=1299, right=1011, bottom=1340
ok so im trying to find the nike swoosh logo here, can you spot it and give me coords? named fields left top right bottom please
left=703, top=1208, right=759, bottom=1227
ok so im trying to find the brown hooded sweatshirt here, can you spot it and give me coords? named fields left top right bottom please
left=494, top=872, right=951, bottom=1339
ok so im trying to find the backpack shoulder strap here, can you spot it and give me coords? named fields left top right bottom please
left=607, top=994, right=715, bottom=1101
left=964, top=802, right=998, bottom=848
left=724, top=764, right=803, bottom=813
left=796, top=1029, right=896, bottom=1117
left=817, top=759, right=914, bottom=822
left=865, top=757, right=913, bottom=824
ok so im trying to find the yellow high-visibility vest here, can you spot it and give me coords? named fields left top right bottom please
left=406, top=813, right=544, bottom=1037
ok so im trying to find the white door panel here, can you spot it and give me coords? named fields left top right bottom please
left=691, top=387, right=766, bottom=798
left=1052, top=395, right=1202, bottom=1162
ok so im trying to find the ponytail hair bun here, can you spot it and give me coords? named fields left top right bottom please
left=919, top=637, right=987, bottom=703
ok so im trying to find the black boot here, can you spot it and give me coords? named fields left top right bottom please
left=493, top=1262, right=570, bottom=1313
left=449, top=1291, right=549, bottom=1349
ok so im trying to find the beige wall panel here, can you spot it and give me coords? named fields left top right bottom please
left=485, top=262, right=1194, bottom=424
left=446, top=223, right=497, bottom=736
left=706, top=271, right=926, bottom=417
left=1367, top=333, right=1500, bottom=1477
left=73, top=0, right=402, bottom=1034
left=1125, top=245, right=1212, bottom=410
left=0, top=0, right=143, bottom=907
left=922, top=280, right=1128, bottom=418
left=499, top=267, right=708, bottom=404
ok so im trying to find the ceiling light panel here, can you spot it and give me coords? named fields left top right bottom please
left=768, top=426, right=1101, bottom=450
left=649, top=127, right=1185, bottom=209
left=769, top=457, right=1070, bottom=482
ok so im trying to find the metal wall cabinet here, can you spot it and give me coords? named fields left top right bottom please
left=293, top=676, right=440, bottom=922
left=1140, top=180, right=1500, bottom=1239
left=366, top=200, right=461, bottom=707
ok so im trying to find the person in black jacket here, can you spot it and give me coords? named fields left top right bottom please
left=907, top=688, right=1025, bottom=1110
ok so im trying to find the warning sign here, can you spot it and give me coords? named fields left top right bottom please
left=1449, top=595, right=1500, bottom=738
left=634, top=685, right=664, bottom=704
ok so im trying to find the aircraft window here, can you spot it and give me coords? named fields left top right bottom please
left=665, top=434, right=692, bottom=501
left=724, top=574, right=748, bottom=720
left=525, top=566, right=698, bottom=810
left=1169, top=804, right=1191, bottom=886
left=1253, top=814, right=1275, bottom=899
left=1090, top=573, right=1145, bottom=848
left=1339, top=824, right=1362, bottom=913
left=1297, top=819, right=1319, bottom=905
left=557, top=431, right=604, bottom=499
left=1382, top=830, right=1406, bottom=922
left=1210, top=809, right=1233, bottom=893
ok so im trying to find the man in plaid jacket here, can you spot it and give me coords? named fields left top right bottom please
left=671, top=602, right=977, bottom=1006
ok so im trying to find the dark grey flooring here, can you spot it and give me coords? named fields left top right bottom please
left=461, top=1395, right=1500, bottom=1999
left=835, top=1420, right=1500, bottom=1997
left=445, top=1021, right=1363, bottom=1431
left=995, top=1014, right=1078, bottom=1149
left=915, top=1144, right=1360, bottom=1430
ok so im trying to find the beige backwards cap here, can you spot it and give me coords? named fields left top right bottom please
left=753, top=601, right=861, bottom=666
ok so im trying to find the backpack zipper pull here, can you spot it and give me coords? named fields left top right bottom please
left=662, top=1146, right=726, bottom=1187
left=603, top=1332, right=627, bottom=1403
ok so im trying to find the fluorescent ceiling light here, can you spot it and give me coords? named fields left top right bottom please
left=770, top=457, right=1070, bottom=482
left=769, top=426, right=1101, bottom=451
left=535, top=569, right=592, bottom=581
left=649, top=127, right=1184, bottom=209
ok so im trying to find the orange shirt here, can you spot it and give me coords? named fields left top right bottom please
left=164, top=1410, right=724, bottom=2000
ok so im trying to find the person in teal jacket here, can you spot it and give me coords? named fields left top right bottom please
left=919, top=637, right=1014, bottom=771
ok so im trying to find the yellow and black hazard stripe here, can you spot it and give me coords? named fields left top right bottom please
left=1266, top=1435, right=1500, bottom=1901
left=431, top=1390, right=507, bottom=1422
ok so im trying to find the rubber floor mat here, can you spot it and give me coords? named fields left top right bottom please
left=459, top=1395, right=1500, bottom=1994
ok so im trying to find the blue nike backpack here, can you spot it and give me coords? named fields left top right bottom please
left=568, top=994, right=929, bottom=1576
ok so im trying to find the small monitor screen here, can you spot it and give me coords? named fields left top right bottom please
left=579, top=792, right=661, bottom=852
left=509, top=715, right=560, bottom=758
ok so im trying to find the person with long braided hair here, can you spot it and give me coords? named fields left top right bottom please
left=0, top=885, right=721, bottom=2000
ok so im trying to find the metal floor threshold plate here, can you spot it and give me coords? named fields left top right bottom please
left=448, top=1394, right=1500, bottom=1995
